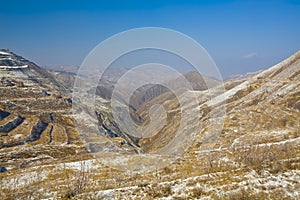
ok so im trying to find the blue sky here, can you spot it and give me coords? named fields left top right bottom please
left=0, top=0, right=299, bottom=78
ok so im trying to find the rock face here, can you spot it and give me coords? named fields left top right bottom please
left=0, top=50, right=300, bottom=199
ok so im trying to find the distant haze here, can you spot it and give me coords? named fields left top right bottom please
left=0, top=0, right=299, bottom=78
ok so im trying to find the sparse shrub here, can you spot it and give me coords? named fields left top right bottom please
left=160, top=184, right=173, bottom=197
left=63, top=162, right=90, bottom=199
left=221, top=189, right=254, bottom=200
left=163, top=166, right=172, bottom=174
left=190, top=186, right=204, bottom=198
left=173, top=196, right=186, bottom=200
left=186, top=179, right=196, bottom=187
left=215, top=189, right=284, bottom=200
left=0, top=175, right=20, bottom=200
left=145, top=183, right=173, bottom=198
left=138, top=181, right=149, bottom=188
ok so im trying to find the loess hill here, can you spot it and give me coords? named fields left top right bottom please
left=0, top=49, right=299, bottom=199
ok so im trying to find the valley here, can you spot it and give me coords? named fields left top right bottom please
left=0, top=49, right=299, bottom=199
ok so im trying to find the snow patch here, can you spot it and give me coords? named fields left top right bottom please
left=207, top=81, right=250, bottom=106
left=0, top=65, right=28, bottom=69
left=13, top=134, right=23, bottom=139
left=0, top=57, right=14, bottom=60
left=0, top=51, right=10, bottom=55
left=57, top=159, right=99, bottom=171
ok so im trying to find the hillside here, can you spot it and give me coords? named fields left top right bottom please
left=0, top=49, right=87, bottom=177
left=0, top=50, right=299, bottom=199
left=129, top=71, right=221, bottom=112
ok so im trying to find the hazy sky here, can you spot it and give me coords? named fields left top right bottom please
left=0, top=0, right=299, bottom=78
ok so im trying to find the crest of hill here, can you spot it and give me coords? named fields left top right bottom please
left=0, top=49, right=68, bottom=93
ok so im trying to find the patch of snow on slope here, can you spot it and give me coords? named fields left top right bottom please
left=57, top=159, right=99, bottom=171
left=0, top=51, right=10, bottom=55
left=0, top=65, right=28, bottom=69
left=0, top=57, right=13, bottom=60
left=206, top=81, right=250, bottom=107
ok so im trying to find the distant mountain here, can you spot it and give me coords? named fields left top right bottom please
left=227, top=70, right=263, bottom=81
left=44, top=64, right=130, bottom=96
left=129, top=71, right=221, bottom=112
left=42, top=64, right=79, bottom=74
